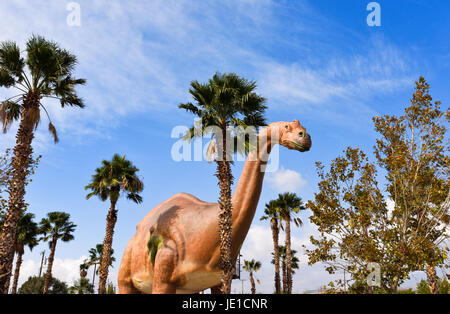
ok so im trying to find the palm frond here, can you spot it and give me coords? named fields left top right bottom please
left=0, top=41, right=24, bottom=82
left=0, top=100, right=22, bottom=133
left=48, top=122, right=59, bottom=143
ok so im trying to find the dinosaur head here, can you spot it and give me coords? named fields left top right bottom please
left=277, top=120, right=312, bottom=152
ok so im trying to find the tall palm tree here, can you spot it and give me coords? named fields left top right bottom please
left=275, top=192, right=305, bottom=294
left=87, top=243, right=115, bottom=287
left=10, top=212, right=40, bottom=294
left=0, top=35, right=85, bottom=292
left=243, top=259, right=261, bottom=294
left=261, top=200, right=282, bottom=294
left=85, top=154, right=143, bottom=294
left=179, top=72, right=266, bottom=293
left=271, top=245, right=300, bottom=293
left=39, top=211, right=76, bottom=294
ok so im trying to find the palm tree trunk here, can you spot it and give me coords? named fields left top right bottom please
left=285, top=216, right=293, bottom=294
left=92, top=263, right=97, bottom=287
left=271, top=218, right=281, bottom=294
left=249, top=272, right=256, bottom=294
left=216, top=126, right=234, bottom=294
left=281, top=259, right=287, bottom=294
left=11, top=249, right=24, bottom=294
left=98, top=200, right=118, bottom=294
left=0, top=99, right=37, bottom=294
left=43, top=237, right=57, bottom=294
left=426, top=263, right=439, bottom=294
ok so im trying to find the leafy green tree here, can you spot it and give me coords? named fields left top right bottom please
left=85, top=154, right=143, bottom=294
left=416, top=278, right=449, bottom=294
left=0, top=36, right=85, bottom=292
left=307, top=77, right=449, bottom=294
left=69, top=278, right=94, bottom=294
left=261, top=200, right=282, bottom=294
left=243, top=259, right=261, bottom=294
left=18, top=276, right=68, bottom=294
left=179, top=72, right=267, bottom=293
left=373, top=77, right=449, bottom=294
left=39, top=211, right=76, bottom=294
left=306, top=147, right=400, bottom=293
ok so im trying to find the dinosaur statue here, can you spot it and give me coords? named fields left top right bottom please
left=118, top=120, right=312, bottom=294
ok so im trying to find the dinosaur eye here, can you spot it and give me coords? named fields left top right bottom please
left=285, top=125, right=289, bottom=130
left=298, top=131, right=304, bottom=137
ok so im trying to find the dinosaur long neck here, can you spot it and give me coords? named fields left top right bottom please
left=230, top=126, right=276, bottom=254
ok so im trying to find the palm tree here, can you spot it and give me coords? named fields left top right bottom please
left=79, top=262, right=89, bottom=279
left=69, top=277, right=94, bottom=294
left=261, top=200, right=282, bottom=294
left=87, top=243, right=116, bottom=287
left=243, top=259, right=261, bottom=294
left=179, top=72, right=266, bottom=293
left=271, top=246, right=300, bottom=293
left=85, top=154, right=143, bottom=294
left=39, top=211, right=76, bottom=294
left=275, top=192, right=305, bottom=294
left=0, top=35, right=85, bottom=292
left=10, top=212, right=40, bottom=294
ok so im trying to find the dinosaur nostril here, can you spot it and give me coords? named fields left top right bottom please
left=298, top=132, right=304, bottom=138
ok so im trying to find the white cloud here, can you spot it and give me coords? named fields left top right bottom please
left=267, top=167, right=307, bottom=193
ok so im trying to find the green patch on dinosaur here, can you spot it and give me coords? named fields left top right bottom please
left=147, top=235, right=164, bottom=264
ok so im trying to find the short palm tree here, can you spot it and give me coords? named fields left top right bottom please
left=39, top=211, right=76, bottom=294
left=179, top=72, right=266, bottom=293
left=85, top=154, right=143, bottom=294
left=272, top=246, right=300, bottom=293
left=0, top=35, right=85, bottom=292
left=87, top=243, right=115, bottom=287
left=11, top=212, right=40, bottom=294
left=79, top=262, right=89, bottom=279
left=261, top=200, right=282, bottom=294
left=274, top=192, right=305, bottom=294
left=243, top=259, right=261, bottom=294
left=69, top=277, right=94, bottom=294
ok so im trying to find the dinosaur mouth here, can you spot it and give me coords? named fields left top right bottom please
left=289, top=141, right=310, bottom=152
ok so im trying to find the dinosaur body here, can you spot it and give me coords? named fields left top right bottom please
left=118, top=121, right=311, bottom=294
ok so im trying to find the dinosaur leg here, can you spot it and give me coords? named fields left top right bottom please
left=118, top=280, right=142, bottom=294
left=152, top=244, right=177, bottom=294
left=118, top=245, right=142, bottom=294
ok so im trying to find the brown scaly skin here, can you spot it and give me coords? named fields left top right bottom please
left=118, top=120, right=312, bottom=294
left=0, top=93, right=39, bottom=294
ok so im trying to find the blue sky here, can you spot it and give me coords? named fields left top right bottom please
left=0, top=0, right=449, bottom=293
